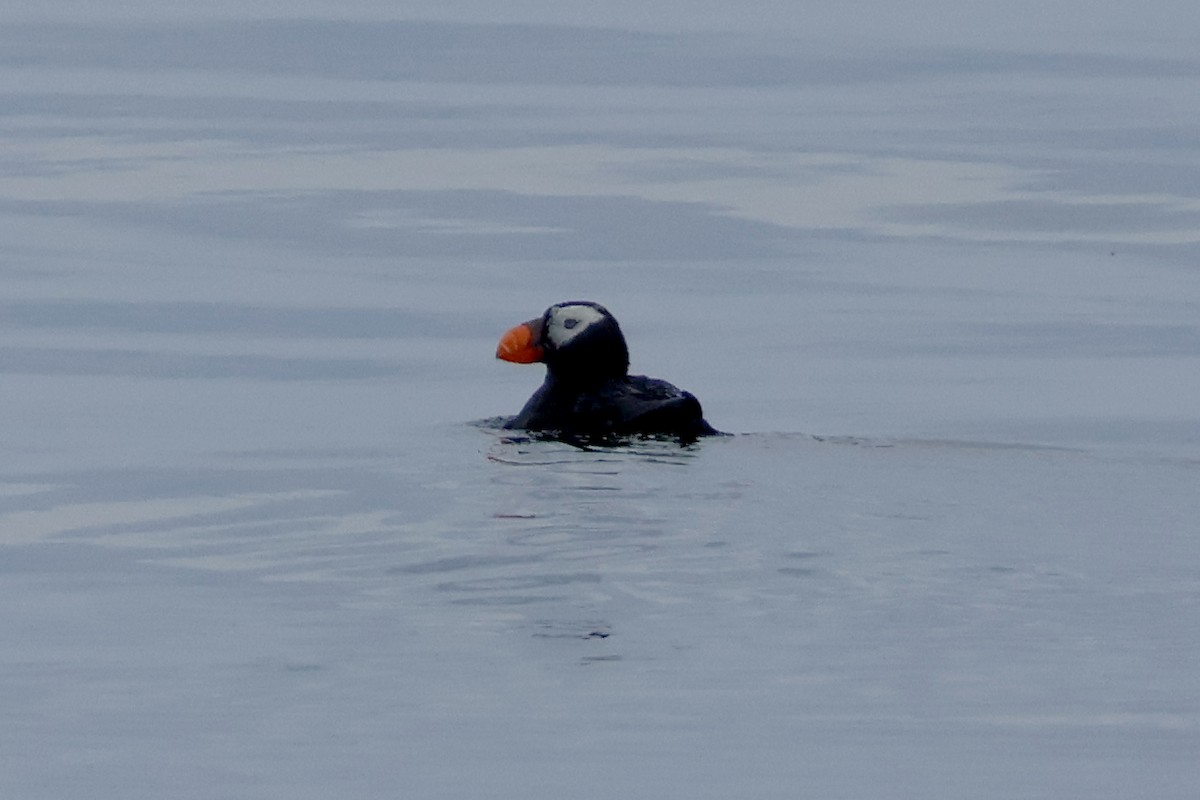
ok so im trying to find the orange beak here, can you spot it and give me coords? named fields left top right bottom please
left=496, top=319, right=544, bottom=363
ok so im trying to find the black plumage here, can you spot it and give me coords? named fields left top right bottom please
left=496, top=301, right=718, bottom=440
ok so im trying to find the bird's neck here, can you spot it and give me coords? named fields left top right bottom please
left=545, top=340, right=629, bottom=388
left=545, top=359, right=627, bottom=391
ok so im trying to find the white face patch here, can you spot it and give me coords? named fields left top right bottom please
left=545, top=303, right=608, bottom=348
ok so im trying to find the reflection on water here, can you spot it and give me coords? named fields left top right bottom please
left=481, top=425, right=708, bottom=466
left=12, top=427, right=1195, bottom=627
left=3, top=10, right=1200, bottom=798
left=5, top=20, right=1200, bottom=258
left=3, top=424, right=1200, bottom=795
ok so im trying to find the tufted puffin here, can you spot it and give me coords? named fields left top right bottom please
left=496, top=301, right=719, bottom=440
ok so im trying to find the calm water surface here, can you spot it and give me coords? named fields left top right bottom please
left=2, top=5, right=1199, bottom=798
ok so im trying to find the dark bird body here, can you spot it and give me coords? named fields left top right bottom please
left=496, top=301, right=718, bottom=440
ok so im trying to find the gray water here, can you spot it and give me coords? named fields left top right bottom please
left=2, top=4, right=1199, bottom=798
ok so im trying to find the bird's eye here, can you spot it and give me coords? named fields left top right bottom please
left=563, top=318, right=579, bottom=330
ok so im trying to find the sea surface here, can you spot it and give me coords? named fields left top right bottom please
left=2, top=3, right=1199, bottom=798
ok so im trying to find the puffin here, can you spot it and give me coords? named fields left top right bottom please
left=495, top=301, right=719, bottom=440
